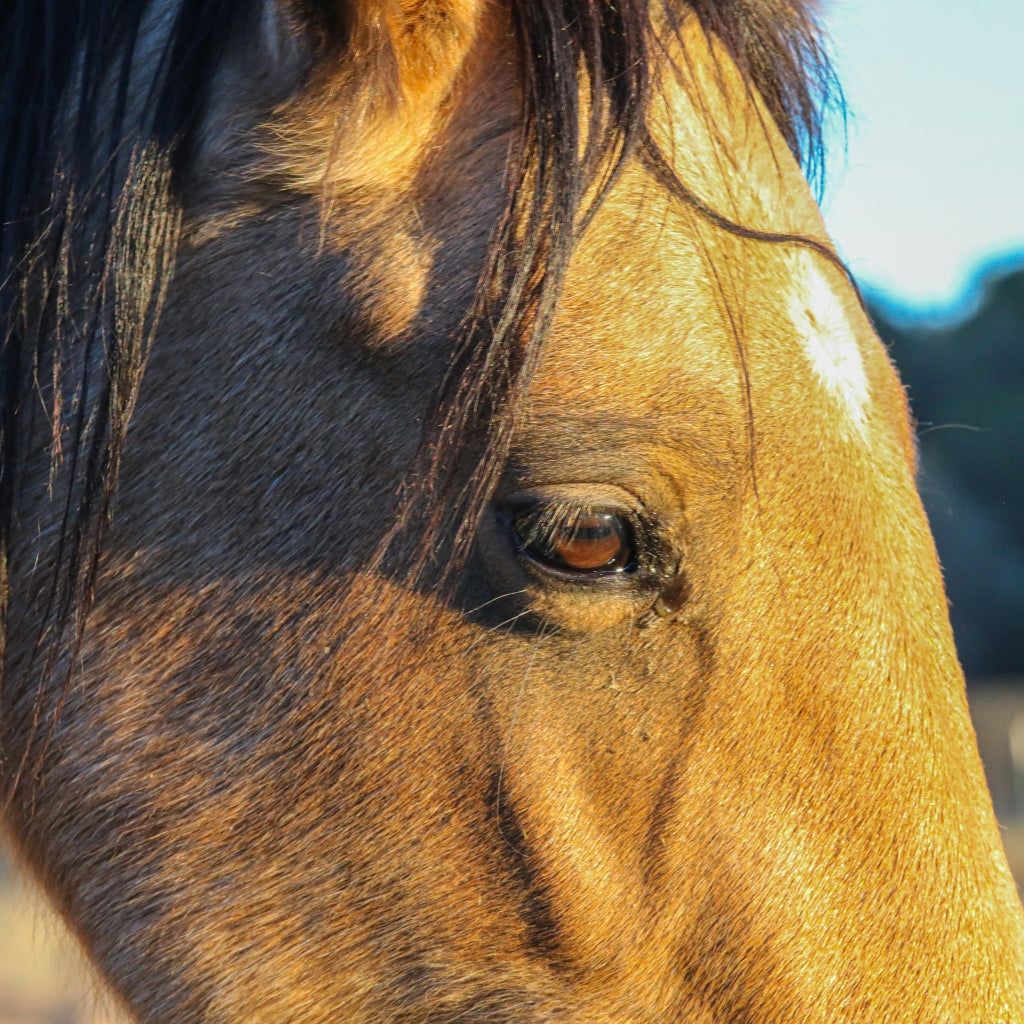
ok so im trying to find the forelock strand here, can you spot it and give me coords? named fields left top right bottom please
left=0, top=0, right=246, bottom=682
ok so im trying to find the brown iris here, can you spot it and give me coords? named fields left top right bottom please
left=513, top=507, right=634, bottom=575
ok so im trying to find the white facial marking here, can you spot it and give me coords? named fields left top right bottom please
left=790, top=256, right=870, bottom=438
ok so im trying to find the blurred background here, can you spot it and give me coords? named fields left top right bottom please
left=2, top=0, right=1022, bottom=1019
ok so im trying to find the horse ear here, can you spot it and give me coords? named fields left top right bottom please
left=279, top=0, right=483, bottom=105
left=346, top=0, right=482, bottom=106
left=258, top=0, right=500, bottom=190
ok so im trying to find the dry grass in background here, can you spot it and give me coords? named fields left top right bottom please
left=0, top=853, right=130, bottom=1024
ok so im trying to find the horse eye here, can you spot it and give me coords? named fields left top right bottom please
left=512, top=507, right=635, bottom=575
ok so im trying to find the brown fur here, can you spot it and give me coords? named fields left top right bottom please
left=2, top=2, right=1024, bottom=1022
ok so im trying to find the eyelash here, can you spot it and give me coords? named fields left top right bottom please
left=507, top=502, right=639, bottom=577
left=490, top=495, right=691, bottom=623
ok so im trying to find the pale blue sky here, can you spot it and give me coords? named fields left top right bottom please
left=820, top=0, right=1024, bottom=312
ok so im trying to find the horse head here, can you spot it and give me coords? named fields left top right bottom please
left=2, top=0, right=1022, bottom=1020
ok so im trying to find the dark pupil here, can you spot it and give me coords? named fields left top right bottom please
left=516, top=510, right=632, bottom=573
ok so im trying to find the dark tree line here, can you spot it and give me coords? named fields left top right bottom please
left=869, top=261, right=1024, bottom=682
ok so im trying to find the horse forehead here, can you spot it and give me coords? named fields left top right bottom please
left=540, top=201, right=877, bottom=451
left=523, top=25, right=880, bottom=447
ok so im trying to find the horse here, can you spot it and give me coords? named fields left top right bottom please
left=1, top=0, right=1023, bottom=1020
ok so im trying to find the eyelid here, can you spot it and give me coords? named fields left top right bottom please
left=508, top=502, right=638, bottom=577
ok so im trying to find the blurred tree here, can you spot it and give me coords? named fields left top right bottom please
left=869, top=265, right=1024, bottom=681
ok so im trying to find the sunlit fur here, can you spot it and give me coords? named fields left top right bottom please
left=2, top=1, right=1024, bottom=1022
